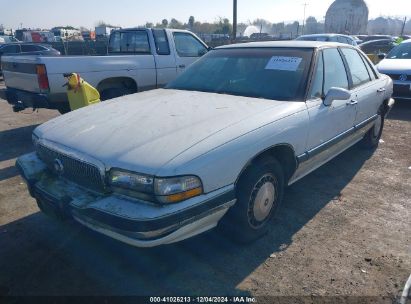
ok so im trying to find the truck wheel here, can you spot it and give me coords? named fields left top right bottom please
left=220, top=157, right=285, bottom=243
left=361, top=113, right=384, bottom=149
left=100, top=88, right=133, bottom=101
left=56, top=103, right=71, bottom=114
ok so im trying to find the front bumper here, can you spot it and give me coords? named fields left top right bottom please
left=392, top=82, right=411, bottom=100
left=16, top=152, right=236, bottom=247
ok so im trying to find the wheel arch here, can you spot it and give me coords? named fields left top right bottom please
left=235, top=143, right=298, bottom=187
left=97, top=77, right=138, bottom=93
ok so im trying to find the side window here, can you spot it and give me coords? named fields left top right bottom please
left=109, top=31, right=150, bottom=54
left=323, top=48, right=349, bottom=94
left=21, top=45, right=39, bottom=52
left=341, top=48, right=371, bottom=87
left=173, top=33, right=207, bottom=57
left=310, top=52, right=324, bottom=98
left=152, top=29, right=170, bottom=55
left=1, top=45, right=20, bottom=53
left=108, top=32, right=120, bottom=52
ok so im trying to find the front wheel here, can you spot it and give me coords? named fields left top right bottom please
left=361, top=113, right=384, bottom=149
left=220, top=158, right=285, bottom=243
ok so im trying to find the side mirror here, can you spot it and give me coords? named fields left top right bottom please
left=323, top=87, right=351, bottom=106
left=378, top=53, right=386, bottom=60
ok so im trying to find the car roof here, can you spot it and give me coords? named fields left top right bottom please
left=299, top=33, right=351, bottom=38
left=215, top=40, right=351, bottom=49
left=400, top=39, right=411, bottom=44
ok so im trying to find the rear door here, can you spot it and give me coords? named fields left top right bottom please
left=340, top=47, right=384, bottom=126
left=151, top=29, right=178, bottom=87
left=171, top=32, right=208, bottom=74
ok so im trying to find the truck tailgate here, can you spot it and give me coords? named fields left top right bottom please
left=2, top=56, right=41, bottom=93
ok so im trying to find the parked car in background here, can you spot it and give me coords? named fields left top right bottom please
left=0, top=43, right=60, bottom=76
left=359, top=39, right=396, bottom=55
left=2, top=28, right=209, bottom=113
left=351, top=35, right=363, bottom=44
left=360, top=35, right=393, bottom=43
left=0, top=35, right=19, bottom=44
left=377, top=39, right=411, bottom=101
left=296, top=34, right=357, bottom=46
left=16, top=41, right=394, bottom=248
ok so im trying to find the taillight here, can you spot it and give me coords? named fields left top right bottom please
left=36, top=64, right=49, bottom=92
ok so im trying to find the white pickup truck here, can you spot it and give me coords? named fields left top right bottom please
left=2, top=28, right=209, bottom=113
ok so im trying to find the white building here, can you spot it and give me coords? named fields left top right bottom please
left=325, top=0, right=369, bottom=35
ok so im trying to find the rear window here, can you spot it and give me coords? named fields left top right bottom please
left=109, top=31, right=151, bottom=54
left=167, top=47, right=313, bottom=101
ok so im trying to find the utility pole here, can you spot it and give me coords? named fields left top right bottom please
left=301, top=2, right=308, bottom=36
left=400, top=16, right=407, bottom=37
left=233, top=0, right=237, bottom=42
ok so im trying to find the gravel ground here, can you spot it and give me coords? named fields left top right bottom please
left=0, top=80, right=410, bottom=302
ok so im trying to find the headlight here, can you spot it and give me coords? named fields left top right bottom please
left=108, top=169, right=203, bottom=204
left=154, top=176, right=203, bottom=203
left=109, top=169, right=154, bottom=194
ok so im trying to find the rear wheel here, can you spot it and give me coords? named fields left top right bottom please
left=55, top=103, right=71, bottom=114
left=361, top=113, right=384, bottom=149
left=220, top=157, right=285, bottom=243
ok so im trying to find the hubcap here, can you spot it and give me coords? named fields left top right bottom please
left=249, top=174, right=276, bottom=227
left=373, top=115, right=382, bottom=137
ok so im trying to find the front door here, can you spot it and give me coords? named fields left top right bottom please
left=292, top=48, right=357, bottom=182
left=171, top=32, right=208, bottom=74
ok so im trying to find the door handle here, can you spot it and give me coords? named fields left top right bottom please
left=346, top=100, right=358, bottom=106
left=178, top=64, right=186, bottom=69
left=377, top=88, right=386, bottom=93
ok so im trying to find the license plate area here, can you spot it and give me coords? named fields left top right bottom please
left=34, top=186, right=71, bottom=219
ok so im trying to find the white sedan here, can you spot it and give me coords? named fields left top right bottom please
left=17, top=41, right=394, bottom=247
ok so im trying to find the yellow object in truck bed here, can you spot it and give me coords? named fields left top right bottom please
left=66, top=73, right=100, bottom=111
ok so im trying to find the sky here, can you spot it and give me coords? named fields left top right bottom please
left=0, top=0, right=409, bottom=30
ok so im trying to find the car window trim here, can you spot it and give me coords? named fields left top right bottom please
left=306, top=49, right=324, bottom=101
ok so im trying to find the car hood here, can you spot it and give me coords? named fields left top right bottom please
left=35, top=89, right=294, bottom=175
left=377, top=59, right=411, bottom=74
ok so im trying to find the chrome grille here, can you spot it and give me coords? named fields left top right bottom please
left=37, top=144, right=105, bottom=193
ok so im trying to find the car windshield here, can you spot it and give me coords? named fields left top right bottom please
left=386, top=43, right=411, bottom=59
left=166, top=47, right=313, bottom=101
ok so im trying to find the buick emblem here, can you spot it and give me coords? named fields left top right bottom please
left=53, top=159, right=64, bottom=175
left=399, top=74, right=408, bottom=82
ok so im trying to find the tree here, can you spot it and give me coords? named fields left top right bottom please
left=162, top=19, right=168, bottom=28
left=145, top=22, right=154, bottom=28
left=188, top=16, right=195, bottom=29
left=305, top=16, right=318, bottom=34
left=169, top=18, right=184, bottom=29
left=215, top=17, right=232, bottom=35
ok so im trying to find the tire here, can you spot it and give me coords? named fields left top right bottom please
left=361, top=112, right=384, bottom=149
left=100, top=87, right=134, bottom=101
left=220, top=157, right=285, bottom=243
left=55, top=103, right=71, bottom=114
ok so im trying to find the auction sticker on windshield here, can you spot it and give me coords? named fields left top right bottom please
left=265, top=56, right=302, bottom=71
